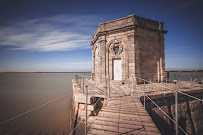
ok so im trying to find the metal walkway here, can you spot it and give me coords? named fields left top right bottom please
left=88, top=96, right=160, bottom=135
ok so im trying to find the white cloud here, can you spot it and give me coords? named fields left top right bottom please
left=0, top=15, right=97, bottom=51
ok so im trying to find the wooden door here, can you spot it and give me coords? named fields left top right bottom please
left=113, top=59, right=122, bottom=80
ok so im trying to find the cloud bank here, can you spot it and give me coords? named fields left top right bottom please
left=0, top=15, right=97, bottom=51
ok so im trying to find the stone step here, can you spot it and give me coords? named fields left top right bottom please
left=78, top=110, right=92, bottom=116
left=74, top=93, right=92, bottom=104
left=79, top=103, right=96, bottom=111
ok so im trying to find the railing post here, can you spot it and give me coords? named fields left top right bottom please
left=151, top=77, right=153, bottom=90
left=175, top=74, right=176, bottom=81
left=83, top=77, right=84, bottom=94
left=191, top=74, right=193, bottom=88
left=164, top=74, right=167, bottom=97
left=135, top=77, right=139, bottom=98
left=150, top=77, right=152, bottom=91
left=132, top=76, right=134, bottom=95
left=175, top=89, right=178, bottom=135
left=179, top=74, right=181, bottom=89
left=85, top=85, right=88, bottom=135
left=75, top=74, right=77, bottom=84
left=144, top=80, right=146, bottom=109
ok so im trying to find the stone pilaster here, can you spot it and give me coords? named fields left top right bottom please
left=98, top=38, right=106, bottom=83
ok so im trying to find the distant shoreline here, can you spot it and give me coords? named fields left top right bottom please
left=166, top=70, right=203, bottom=72
left=0, top=72, right=92, bottom=73
left=0, top=70, right=202, bottom=73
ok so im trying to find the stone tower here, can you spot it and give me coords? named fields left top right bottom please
left=91, top=15, right=167, bottom=84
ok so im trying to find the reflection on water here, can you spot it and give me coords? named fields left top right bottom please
left=0, top=72, right=90, bottom=135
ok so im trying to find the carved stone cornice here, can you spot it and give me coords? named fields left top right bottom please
left=91, top=14, right=168, bottom=45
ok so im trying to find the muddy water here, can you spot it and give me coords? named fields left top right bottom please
left=0, top=72, right=90, bottom=135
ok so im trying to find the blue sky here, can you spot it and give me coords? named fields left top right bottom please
left=0, top=0, right=202, bottom=72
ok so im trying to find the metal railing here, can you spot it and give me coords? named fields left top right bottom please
left=75, top=73, right=110, bottom=97
left=132, top=73, right=202, bottom=96
left=133, top=77, right=186, bottom=135
left=72, top=74, right=113, bottom=135
left=169, top=72, right=203, bottom=88
left=75, top=74, right=91, bottom=94
left=132, top=75, right=203, bottom=135
left=72, top=73, right=203, bottom=135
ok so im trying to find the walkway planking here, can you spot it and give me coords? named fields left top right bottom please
left=88, top=96, right=160, bottom=135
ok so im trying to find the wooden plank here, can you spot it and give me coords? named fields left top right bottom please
left=87, top=95, right=161, bottom=135
left=88, top=128, right=118, bottom=135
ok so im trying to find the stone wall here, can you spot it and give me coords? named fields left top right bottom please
left=141, top=89, right=203, bottom=135
left=136, top=28, right=165, bottom=82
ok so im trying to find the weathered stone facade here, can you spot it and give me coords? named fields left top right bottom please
left=91, top=14, right=168, bottom=83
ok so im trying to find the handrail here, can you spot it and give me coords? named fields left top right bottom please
left=178, top=91, right=203, bottom=102
left=75, top=73, right=106, bottom=95
left=135, top=84, right=188, bottom=135
left=84, top=80, right=105, bottom=93
left=132, top=75, right=203, bottom=135
left=134, top=76, right=203, bottom=101
left=146, top=94, right=188, bottom=135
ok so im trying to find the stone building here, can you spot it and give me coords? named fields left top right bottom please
left=91, top=15, right=167, bottom=84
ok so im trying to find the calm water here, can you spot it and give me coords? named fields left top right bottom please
left=0, top=72, right=202, bottom=134
left=0, top=72, right=90, bottom=135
